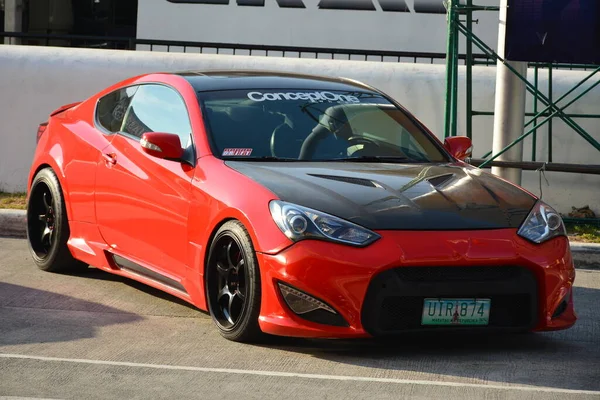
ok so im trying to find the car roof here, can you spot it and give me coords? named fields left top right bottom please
left=175, top=70, right=377, bottom=93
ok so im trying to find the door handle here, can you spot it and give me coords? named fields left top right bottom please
left=103, top=153, right=117, bottom=165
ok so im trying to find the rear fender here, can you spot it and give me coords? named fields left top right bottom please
left=29, top=123, right=73, bottom=221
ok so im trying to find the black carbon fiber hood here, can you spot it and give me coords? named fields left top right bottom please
left=225, top=161, right=537, bottom=230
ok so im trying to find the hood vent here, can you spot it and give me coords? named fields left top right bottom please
left=427, top=173, right=456, bottom=189
left=309, top=174, right=381, bottom=188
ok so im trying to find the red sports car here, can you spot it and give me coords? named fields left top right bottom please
left=26, top=71, right=576, bottom=342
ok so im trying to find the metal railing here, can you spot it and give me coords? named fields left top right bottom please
left=469, top=159, right=600, bottom=175
left=0, top=31, right=494, bottom=64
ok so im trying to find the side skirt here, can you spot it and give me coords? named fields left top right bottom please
left=111, top=254, right=188, bottom=295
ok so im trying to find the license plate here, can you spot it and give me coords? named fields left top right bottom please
left=421, top=298, right=491, bottom=326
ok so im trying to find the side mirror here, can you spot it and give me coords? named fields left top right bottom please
left=140, top=132, right=184, bottom=161
left=444, top=136, right=473, bottom=161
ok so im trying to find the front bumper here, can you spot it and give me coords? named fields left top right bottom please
left=256, top=229, right=576, bottom=338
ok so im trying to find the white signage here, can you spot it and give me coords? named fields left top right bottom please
left=137, top=0, right=500, bottom=54
left=247, top=91, right=360, bottom=102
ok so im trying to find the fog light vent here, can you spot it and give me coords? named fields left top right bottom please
left=277, top=282, right=349, bottom=327
left=278, top=283, right=336, bottom=314
left=552, top=298, right=568, bottom=318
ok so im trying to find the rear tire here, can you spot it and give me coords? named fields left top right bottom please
left=206, top=220, right=264, bottom=342
left=26, top=168, right=87, bottom=273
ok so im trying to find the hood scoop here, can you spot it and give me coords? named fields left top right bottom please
left=427, top=173, right=456, bottom=189
left=309, top=174, right=382, bottom=188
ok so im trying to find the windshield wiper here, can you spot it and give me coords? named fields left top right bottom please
left=333, top=156, right=424, bottom=163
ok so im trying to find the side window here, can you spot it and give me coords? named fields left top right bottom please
left=121, top=84, right=193, bottom=149
left=96, top=86, right=138, bottom=133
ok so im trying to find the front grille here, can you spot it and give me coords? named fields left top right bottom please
left=362, top=266, right=538, bottom=336
left=379, top=296, right=423, bottom=332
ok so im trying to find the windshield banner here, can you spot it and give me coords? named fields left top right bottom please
left=247, top=91, right=360, bottom=103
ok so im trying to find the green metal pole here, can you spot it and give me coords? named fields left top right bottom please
left=466, top=0, right=473, bottom=139
left=522, top=66, right=600, bottom=128
left=548, top=64, right=553, bottom=162
left=532, top=66, right=538, bottom=161
left=456, top=22, right=600, bottom=152
left=475, top=111, right=600, bottom=118
left=457, top=5, right=500, bottom=11
left=444, top=0, right=455, bottom=138
left=480, top=78, right=600, bottom=168
left=530, top=62, right=594, bottom=69
left=452, top=7, right=459, bottom=137
left=478, top=67, right=600, bottom=160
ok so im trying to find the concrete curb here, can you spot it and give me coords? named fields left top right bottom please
left=0, top=209, right=598, bottom=268
left=0, top=209, right=27, bottom=238
left=570, top=242, right=600, bottom=252
left=569, top=243, right=600, bottom=270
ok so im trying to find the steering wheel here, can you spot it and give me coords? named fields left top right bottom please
left=270, top=125, right=281, bottom=157
left=299, top=106, right=380, bottom=160
left=346, top=136, right=380, bottom=155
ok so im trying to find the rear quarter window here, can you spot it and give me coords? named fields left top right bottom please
left=96, top=86, right=138, bottom=133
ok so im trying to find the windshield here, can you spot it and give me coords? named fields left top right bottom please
left=199, top=89, right=448, bottom=162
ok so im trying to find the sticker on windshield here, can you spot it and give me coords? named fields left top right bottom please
left=247, top=91, right=360, bottom=104
left=222, top=148, right=253, bottom=156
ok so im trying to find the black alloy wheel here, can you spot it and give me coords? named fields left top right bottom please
left=213, top=236, right=247, bottom=328
left=28, top=183, right=56, bottom=257
left=26, top=168, right=87, bottom=272
left=206, top=220, right=263, bottom=342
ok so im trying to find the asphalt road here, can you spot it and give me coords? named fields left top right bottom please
left=0, top=237, right=599, bottom=400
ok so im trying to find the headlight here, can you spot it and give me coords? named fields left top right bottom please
left=269, top=200, right=380, bottom=247
left=518, top=201, right=566, bottom=244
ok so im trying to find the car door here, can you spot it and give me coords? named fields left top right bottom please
left=62, top=85, right=138, bottom=223
left=95, top=83, right=195, bottom=285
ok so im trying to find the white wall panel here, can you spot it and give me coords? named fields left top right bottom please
left=0, top=45, right=598, bottom=213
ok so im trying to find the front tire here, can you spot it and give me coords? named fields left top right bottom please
left=26, top=168, right=87, bottom=273
left=206, top=220, right=263, bottom=342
